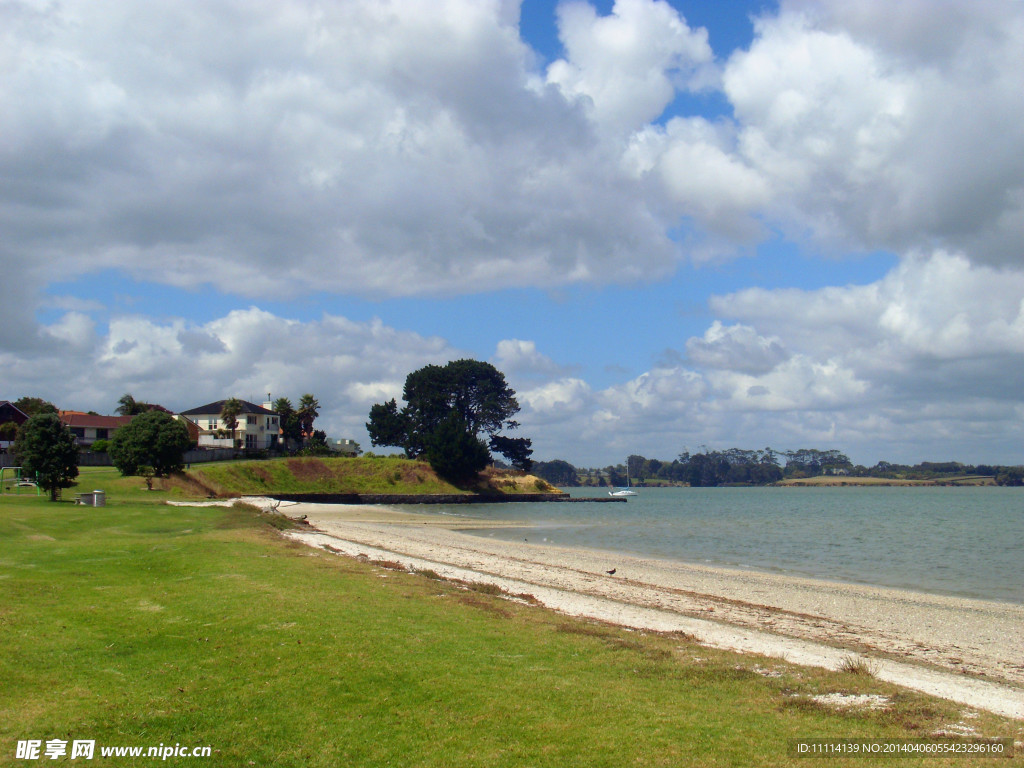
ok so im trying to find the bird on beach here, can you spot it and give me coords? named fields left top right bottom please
left=606, top=568, right=616, bottom=575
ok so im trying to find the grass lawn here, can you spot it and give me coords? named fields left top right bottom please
left=0, top=486, right=1019, bottom=766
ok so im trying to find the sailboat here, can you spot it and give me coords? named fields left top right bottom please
left=608, top=461, right=638, bottom=497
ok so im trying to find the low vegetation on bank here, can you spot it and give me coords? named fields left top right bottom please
left=2, top=494, right=1018, bottom=766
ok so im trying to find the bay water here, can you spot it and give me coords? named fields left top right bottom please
left=394, top=487, right=1024, bottom=604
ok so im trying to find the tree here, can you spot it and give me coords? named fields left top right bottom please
left=367, top=359, right=531, bottom=477
left=996, top=467, right=1024, bottom=486
left=488, top=434, right=533, bottom=471
left=220, top=397, right=242, bottom=447
left=13, top=397, right=57, bottom=417
left=297, top=394, right=320, bottom=438
left=109, top=410, right=191, bottom=477
left=606, top=464, right=628, bottom=487
left=116, top=394, right=172, bottom=416
left=272, top=397, right=303, bottom=446
left=784, top=448, right=851, bottom=477
left=116, top=393, right=144, bottom=416
left=532, top=459, right=579, bottom=486
left=300, top=429, right=333, bottom=457
left=366, top=399, right=406, bottom=449
left=13, top=413, right=79, bottom=501
left=424, top=414, right=490, bottom=483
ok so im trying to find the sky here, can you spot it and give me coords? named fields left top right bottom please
left=3, top=0, right=1024, bottom=468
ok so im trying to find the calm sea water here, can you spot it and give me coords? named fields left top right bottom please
left=394, top=487, right=1024, bottom=604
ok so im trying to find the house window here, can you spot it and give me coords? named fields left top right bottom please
left=96, top=428, right=109, bottom=439
left=246, top=434, right=258, bottom=449
left=246, top=416, right=255, bottom=425
left=70, top=427, right=85, bottom=438
left=208, top=419, right=218, bottom=430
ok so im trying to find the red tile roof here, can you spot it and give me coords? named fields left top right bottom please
left=59, top=412, right=135, bottom=429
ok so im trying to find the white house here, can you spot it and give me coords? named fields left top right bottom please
left=178, top=400, right=280, bottom=450
left=329, top=438, right=360, bottom=456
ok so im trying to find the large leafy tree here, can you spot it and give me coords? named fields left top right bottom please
left=366, top=399, right=406, bottom=449
left=488, top=434, right=533, bottom=472
left=424, top=414, right=491, bottom=482
left=13, top=397, right=57, bottom=417
left=13, top=413, right=79, bottom=501
left=367, top=359, right=532, bottom=476
left=109, top=410, right=191, bottom=477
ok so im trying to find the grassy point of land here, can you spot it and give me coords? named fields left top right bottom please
left=33, top=458, right=559, bottom=503
left=186, top=456, right=560, bottom=498
left=1, top=488, right=1020, bottom=766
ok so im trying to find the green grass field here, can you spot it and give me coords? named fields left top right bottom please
left=1, top=483, right=1019, bottom=766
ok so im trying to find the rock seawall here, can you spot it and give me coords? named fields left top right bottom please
left=270, top=493, right=626, bottom=504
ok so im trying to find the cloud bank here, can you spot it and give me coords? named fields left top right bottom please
left=3, top=0, right=1024, bottom=465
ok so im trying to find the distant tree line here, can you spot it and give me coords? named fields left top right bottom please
left=533, top=449, right=1024, bottom=488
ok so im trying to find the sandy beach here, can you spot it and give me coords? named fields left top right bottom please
left=187, top=497, right=1024, bottom=719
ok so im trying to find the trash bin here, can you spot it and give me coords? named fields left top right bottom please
left=92, top=490, right=106, bottom=507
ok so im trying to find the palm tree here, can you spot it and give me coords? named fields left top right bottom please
left=297, top=394, right=320, bottom=440
left=272, top=397, right=302, bottom=446
left=116, top=393, right=142, bottom=416
left=220, top=397, right=243, bottom=448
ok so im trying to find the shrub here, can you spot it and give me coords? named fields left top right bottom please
left=13, top=414, right=79, bottom=501
left=838, top=655, right=878, bottom=676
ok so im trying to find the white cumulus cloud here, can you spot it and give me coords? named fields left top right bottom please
left=547, top=0, right=714, bottom=135
left=725, top=1, right=1024, bottom=262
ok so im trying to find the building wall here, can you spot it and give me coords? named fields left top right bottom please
left=187, top=412, right=279, bottom=450
left=68, top=426, right=115, bottom=444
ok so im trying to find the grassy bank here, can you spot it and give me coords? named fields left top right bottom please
left=1, top=494, right=1019, bottom=766
left=186, top=456, right=559, bottom=497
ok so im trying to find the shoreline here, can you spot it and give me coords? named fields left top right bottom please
left=180, top=497, right=1024, bottom=719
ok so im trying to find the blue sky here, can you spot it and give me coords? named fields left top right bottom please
left=5, top=0, right=1024, bottom=467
